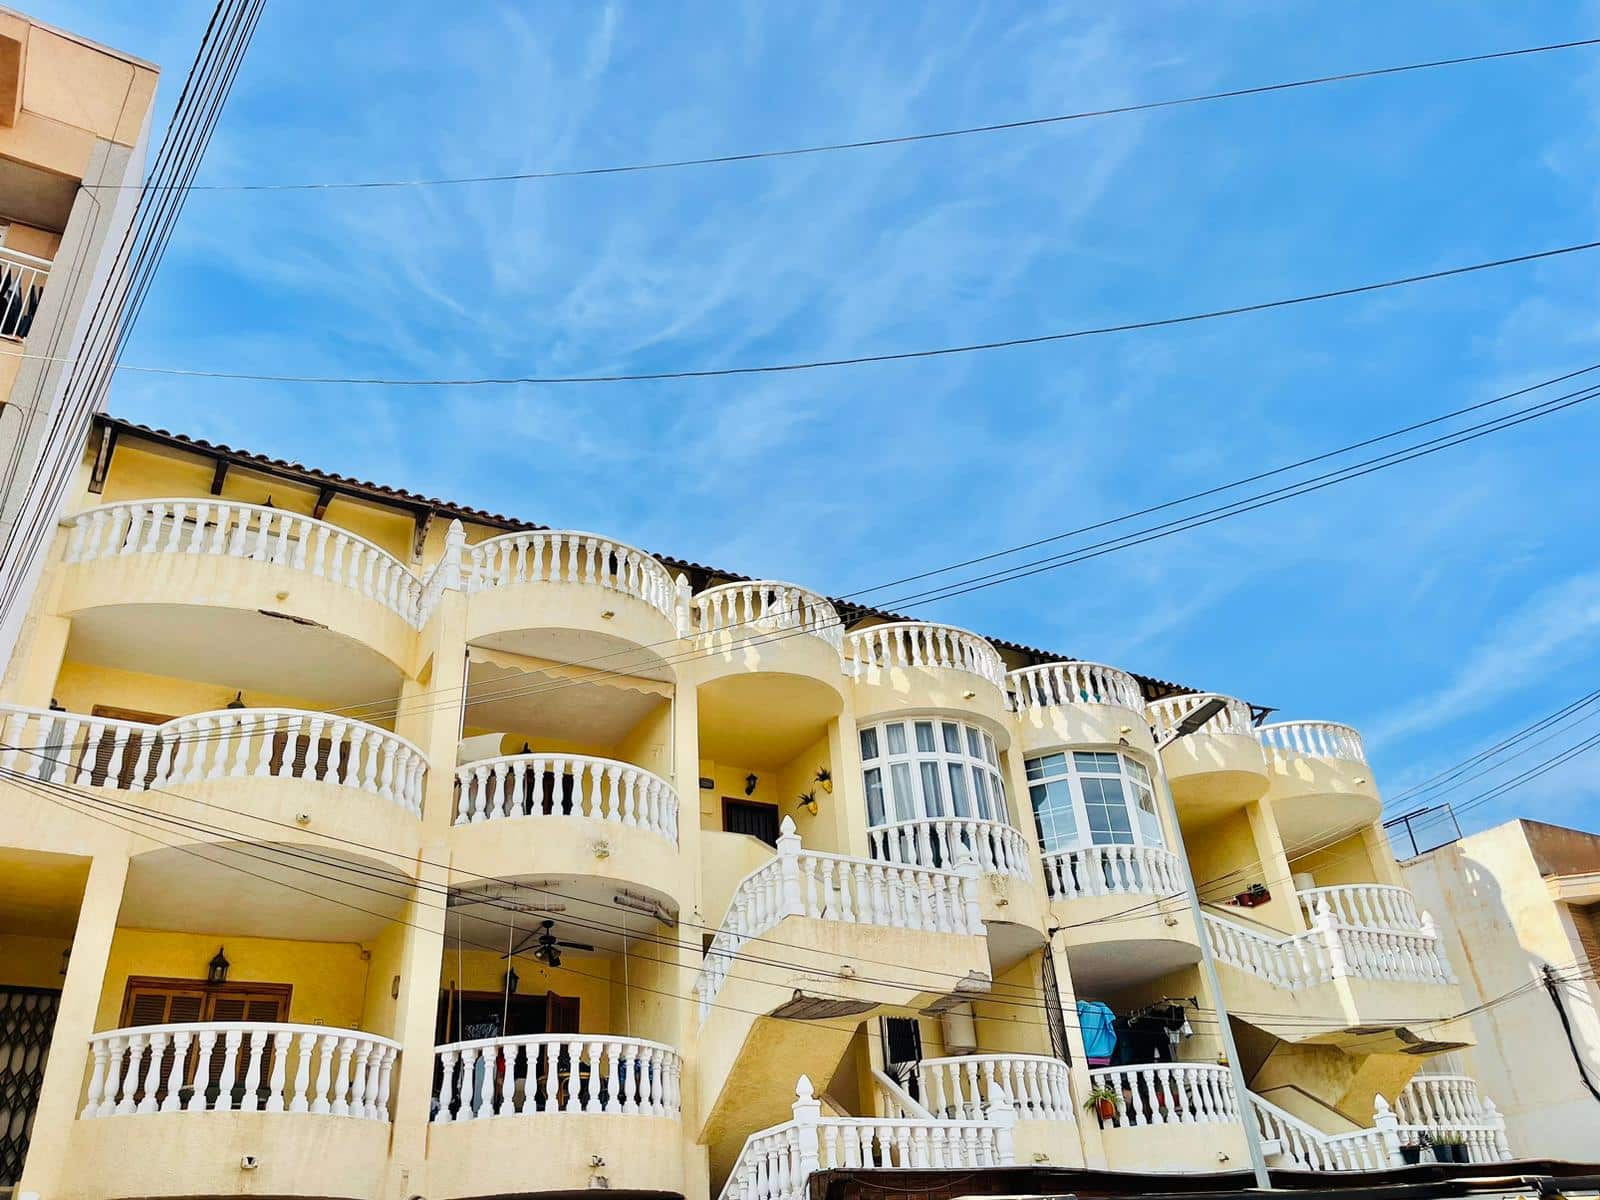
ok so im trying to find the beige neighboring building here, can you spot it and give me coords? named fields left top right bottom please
left=1403, top=818, right=1600, bottom=1161
left=0, top=8, right=157, bottom=680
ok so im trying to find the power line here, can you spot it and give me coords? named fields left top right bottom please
left=3, top=240, right=1595, bottom=389
left=84, top=37, right=1600, bottom=193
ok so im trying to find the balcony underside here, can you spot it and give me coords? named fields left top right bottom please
left=427, top=1112, right=688, bottom=1199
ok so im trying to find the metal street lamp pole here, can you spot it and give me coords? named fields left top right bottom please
left=1152, top=714, right=1272, bottom=1191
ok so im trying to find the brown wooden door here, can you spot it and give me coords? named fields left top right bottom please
left=118, top=979, right=289, bottom=1110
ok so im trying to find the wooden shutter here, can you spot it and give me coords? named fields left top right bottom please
left=203, top=992, right=289, bottom=1106
left=89, top=706, right=173, bottom=789
left=119, top=983, right=205, bottom=1109
left=118, top=979, right=288, bottom=1110
left=722, top=800, right=781, bottom=846
left=546, top=993, right=580, bottom=1034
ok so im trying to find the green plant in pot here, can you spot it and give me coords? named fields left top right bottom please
left=1432, top=1132, right=1468, bottom=1163
left=1082, top=1084, right=1120, bottom=1123
left=1400, top=1131, right=1427, bottom=1165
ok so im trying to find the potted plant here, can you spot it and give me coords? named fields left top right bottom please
left=1434, top=1132, right=1468, bottom=1164
left=1399, top=1132, right=1425, bottom=1165
left=814, top=767, right=833, bottom=794
left=795, top=789, right=819, bottom=816
left=1082, top=1084, right=1120, bottom=1124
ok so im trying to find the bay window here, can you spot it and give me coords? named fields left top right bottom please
left=1026, top=750, right=1162, bottom=853
left=858, top=718, right=1009, bottom=828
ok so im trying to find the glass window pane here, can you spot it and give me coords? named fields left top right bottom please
left=886, top=723, right=908, bottom=755
left=919, top=762, right=945, bottom=817
left=890, top=762, right=916, bottom=820
left=914, top=721, right=936, bottom=753
left=1125, top=757, right=1151, bottom=786
left=966, top=727, right=983, bottom=759
left=943, top=723, right=962, bottom=753
left=865, top=768, right=885, bottom=826
left=983, top=733, right=998, bottom=766
left=947, top=762, right=971, bottom=817
left=859, top=728, right=879, bottom=760
left=1026, top=753, right=1065, bottom=781
left=970, top=768, right=992, bottom=819
left=1073, top=751, right=1102, bottom=772
left=988, top=771, right=1009, bottom=823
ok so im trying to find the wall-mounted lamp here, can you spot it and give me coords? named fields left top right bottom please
left=600, top=610, right=616, bottom=620
left=504, top=966, right=520, bottom=995
left=391, top=974, right=400, bottom=999
left=59, top=946, right=71, bottom=976
left=208, top=946, right=231, bottom=985
left=961, top=690, right=976, bottom=700
left=226, top=691, right=246, bottom=710
left=744, top=773, right=758, bottom=796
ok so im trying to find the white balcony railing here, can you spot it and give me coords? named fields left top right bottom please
left=64, top=500, right=425, bottom=627
left=82, top=1023, right=398, bottom=1120
left=914, top=1054, right=1073, bottom=1123
left=433, top=1034, right=682, bottom=1121
left=692, top=581, right=843, bottom=655
left=1147, top=693, right=1256, bottom=740
left=867, top=817, right=1031, bottom=881
left=1397, top=1074, right=1512, bottom=1162
left=1203, top=905, right=1454, bottom=990
left=1087, top=1063, right=1239, bottom=1128
left=1042, top=844, right=1185, bottom=901
left=1008, top=661, right=1143, bottom=712
left=695, top=818, right=982, bottom=1020
left=0, top=245, right=49, bottom=339
left=454, top=752, right=678, bottom=843
left=720, top=1077, right=1014, bottom=1200
left=463, top=529, right=681, bottom=627
left=0, top=703, right=427, bottom=815
left=843, top=622, right=1006, bottom=689
left=1257, top=720, right=1366, bottom=764
left=1297, top=884, right=1422, bottom=933
left=1250, top=1092, right=1397, bottom=1171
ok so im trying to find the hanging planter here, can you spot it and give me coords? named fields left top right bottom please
left=814, top=767, right=833, bottom=794
left=796, top=789, right=819, bottom=816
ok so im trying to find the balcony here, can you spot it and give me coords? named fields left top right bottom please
left=61, top=500, right=423, bottom=676
left=427, top=1034, right=686, bottom=1197
left=867, top=817, right=1031, bottom=881
left=1296, top=883, right=1422, bottom=932
left=1148, top=693, right=1267, bottom=817
left=0, top=702, right=426, bottom=848
left=461, top=529, right=683, bottom=659
left=843, top=622, right=1009, bottom=720
left=1258, top=720, right=1379, bottom=846
left=1086, top=1063, right=1249, bottom=1171
left=0, top=244, right=49, bottom=339
left=68, top=1021, right=397, bottom=1198
left=1008, top=661, right=1153, bottom=755
left=449, top=749, right=682, bottom=886
left=1041, top=843, right=1185, bottom=901
left=691, top=580, right=844, bottom=682
left=1395, top=1073, right=1512, bottom=1163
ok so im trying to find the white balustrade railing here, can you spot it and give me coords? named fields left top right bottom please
left=871, top=1068, right=933, bottom=1120
left=433, top=1034, right=682, bottom=1121
left=454, top=752, right=678, bottom=842
left=867, top=817, right=1031, bottom=881
left=1042, top=844, right=1185, bottom=900
left=463, top=529, right=681, bottom=627
left=1397, top=1074, right=1512, bottom=1162
left=1250, top=1092, right=1396, bottom=1171
left=1008, top=661, right=1143, bottom=712
left=914, top=1054, right=1073, bottom=1123
left=1147, top=693, right=1256, bottom=739
left=1087, top=1063, right=1239, bottom=1128
left=0, top=245, right=50, bottom=339
left=720, top=1077, right=1014, bottom=1200
left=1258, top=720, right=1367, bottom=764
left=692, top=581, right=843, bottom=654
left=1297, top=884, right=1422, bottom=932
left=64, top=500, right=424, bottom=627
left=81, top=1023, right=398, bottom=1120
left=843, top=622, right=1006, bottom=689
left=0, top=702, right=427, bottom=815
left=696, top=818, right=982, bottom=1020
left=1203, top=905, right=1454, bottom=990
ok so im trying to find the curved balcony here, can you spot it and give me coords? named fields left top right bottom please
left=912, top=1053, right=1072, bottom=1123
left=448, top=751, right=682, bottom=885
left=1088, top=1063, right=1249, bottom=1171
left=844, top=622, right=1008, bottom=721
left=1396, top=1074, right=1512, bottom=1163
left=1011, top=661, right=1154, bottom=755
left=691, top=580, right=843, bottom=682
left=1147, top=693, right=1267, bottom=817
left=1297, top=883, right=1422, bottom=932
left=60, top=500, right=422, bottom=673
left=1042, top=843, right=1184, bottom=900
left=461, top=529, right=683, bottom=659
left=1258, top=720, right=1379, bottom=845
left=1045, top=845, right=1200, bottom=987
left=867, top=817, right=1031, bottom=881
left=69, top=1022, right=398, bottom=1199
left=0, top=703, right=426, bottom=848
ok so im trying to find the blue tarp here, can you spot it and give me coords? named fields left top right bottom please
left=1076, top=999, right=1117, bottom=1061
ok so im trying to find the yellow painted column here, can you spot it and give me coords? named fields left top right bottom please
left=1046, top=929, right=1105, bottom=1169
left=1245, top=796, right=1305, bottom=933
left=384, top=853, right=449, bottom=1200
left=17, top=851, right=128, bottom=1198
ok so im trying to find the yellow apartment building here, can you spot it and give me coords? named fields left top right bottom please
left=0, top=8, right=157, bottom=684
left=0, top=414, right=1514, bottom=1200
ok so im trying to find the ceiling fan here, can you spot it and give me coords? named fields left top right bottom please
left=503, top=920, right=595, bottom=969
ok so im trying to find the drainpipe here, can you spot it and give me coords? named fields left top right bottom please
left=1151, top=725, right=1273, bottom=1189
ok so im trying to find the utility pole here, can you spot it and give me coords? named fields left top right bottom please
left=1151, top=701, right=1272, bottom=1190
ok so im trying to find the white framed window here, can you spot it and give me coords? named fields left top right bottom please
left=858, top=717, right=1010, bottom=828
left=1025, top=750, right=1162, bottom=853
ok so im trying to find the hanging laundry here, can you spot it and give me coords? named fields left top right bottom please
left=1076, top=999, right=1117, bottom=1065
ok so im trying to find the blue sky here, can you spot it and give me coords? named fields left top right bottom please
left=38, top=2, right=1600, bottom=843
